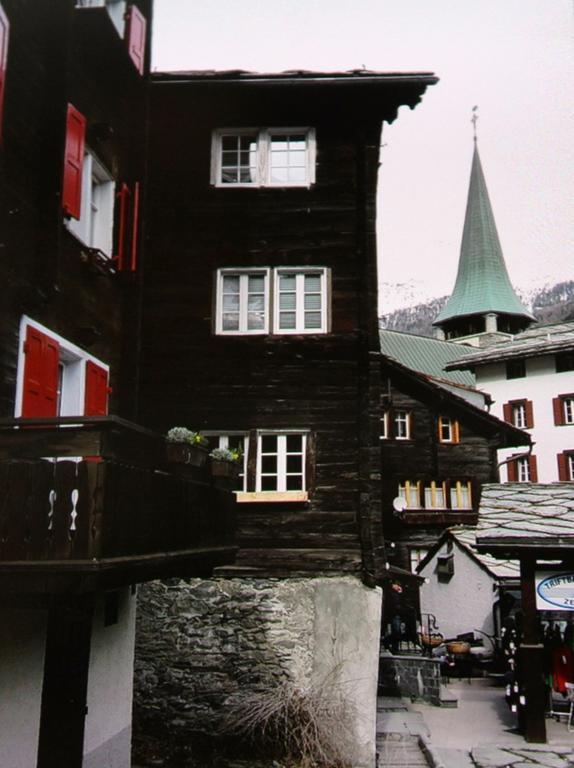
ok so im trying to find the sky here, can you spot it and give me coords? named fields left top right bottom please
left=152, top=1, right=574, bottom=313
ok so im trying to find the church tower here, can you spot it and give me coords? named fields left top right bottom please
left=433, top=124, right=535, bottom=346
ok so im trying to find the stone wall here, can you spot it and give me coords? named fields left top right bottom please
left=378, top=652, right=441, bottom=705
left=134, top=575, right=382, bottom=767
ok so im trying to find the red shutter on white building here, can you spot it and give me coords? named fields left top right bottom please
left=125, top=5, right=146, bottom=75
left=528, top=455, right=538, bottom=483
left=21, top=326, right=60, bottom=417
left=62, top=104, right=86, bottom=219
left=558, top=453, right=569, bottom=481
left=553, top=397, right=564, bottom=426
left=0, top=3, right=9, bottom=145
left=525, top=400, right=534, bottom=429
left=502, top=403, right=512, bottom=423
left=84, top=360, right=109, bottom=416
left=507, top=458, right=517, bottom=482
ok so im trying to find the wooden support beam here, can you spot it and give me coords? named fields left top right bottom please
left=519, top=556, right=547, bottom=744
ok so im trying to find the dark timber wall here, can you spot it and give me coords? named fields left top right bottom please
left=137, top=76, right=435, bottom=579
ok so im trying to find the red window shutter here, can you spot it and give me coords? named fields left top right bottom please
left=503, top=403, right=512, bottom=423
left=525, top=400, right=534, bottom=429
left=125, top=5, right=146, bottom=75
left=114, top=181, right=140, bottom=272
left=62, top=104, right=86, bottom=219
left=507, top=458, right=517, bottom=482
left=0, top=3, right=9, bottom=145
left=558, top=453, right=569, bottom=481
left=553, top=397, right=564, bottom=426
left=528, top=455, right=538, bottom=483
left=84, top=361, right=109, bottom=416
left=21, top=326, right=60, bottom=417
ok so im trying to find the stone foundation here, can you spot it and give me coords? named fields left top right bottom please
left=134, top=575, right=382, bottom=767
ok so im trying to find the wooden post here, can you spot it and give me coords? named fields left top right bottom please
left=36, top=594, right=95, bottom=768
left=519, top=555, right=546, bottom=743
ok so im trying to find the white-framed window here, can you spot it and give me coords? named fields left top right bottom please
left=517, top=457, right=531, bottom=482
left=398, top=481, right=421, bottom=509
left=438, top=416, right=459, bottom=444
left=211, top=128, right=316, bottom=188
left=409, top=548, right=429, bottom=574
left=450, top=481, right=472, bottom=510
left=394, top=410, right=410, bottom=440
left=569, top=454, right=574, bottom=481
left=424, top=481, right=446, bottom=509
left=203, top=432, right=249, bottom=491
left=257, top=432, right=306, bottom=492
left=65, top=150, right=115, bottom=256
left=274, top=269, right=327, bottom=334
left=512, top=402, right=527, bottom=429
left=215, top=268, right=328, bottom=336
left=216, top=269, right=270, bottom=335
left=563, top=397, right=574, bottom=425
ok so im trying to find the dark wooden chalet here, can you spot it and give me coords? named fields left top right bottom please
left=138, top=70, right=437, bottom=582
left=0, top=4, right=235, bottom=766
left=380, top=355, right=530, bottom=574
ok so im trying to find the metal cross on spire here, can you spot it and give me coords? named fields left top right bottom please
left=471, top=105, right=479, bottom=143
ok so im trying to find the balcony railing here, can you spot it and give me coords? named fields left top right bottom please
left=0, top=416, right=236, bottom=591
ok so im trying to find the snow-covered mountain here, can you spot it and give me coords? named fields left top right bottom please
left=379, top=280, right=574, bottom=337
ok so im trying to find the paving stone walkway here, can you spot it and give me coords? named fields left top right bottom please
left=471, top=744, right=574, bottom=767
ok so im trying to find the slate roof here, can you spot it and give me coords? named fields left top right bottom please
left=476, top=483, right=574, bottom=543
left=417, top=525, right=520, bottom=580
left=434, top=144, right=534, bottom=327
left=446, top=321, right=574, bottom=370
left=379, top=329, right=475, bottom=387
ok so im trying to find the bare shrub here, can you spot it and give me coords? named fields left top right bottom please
left=221, top=670, right=356, bottom=768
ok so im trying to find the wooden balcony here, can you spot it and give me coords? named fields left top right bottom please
left=0, top=416, right=237, bottom=593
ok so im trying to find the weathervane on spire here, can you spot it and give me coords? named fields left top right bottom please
left=471, top=105, right=479, bottom=143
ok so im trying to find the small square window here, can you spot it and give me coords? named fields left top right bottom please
left=202, top=432, right=249, bottom=491
left=398, top=481, right=420, bottom=508
left=512, top=402, right=527, bottom=429
left=450, top=481, right=472, bottom=509
left=517, top=457, right=531, bottom=482
left=394, top=411, right=410, bottom=440
left=556, top=352, right=574, bottom=373
left=212, top=128, right=316, bottom=188
left=216, top=269, right=270, bottom=335
left=274, top=269, right=328, bottom=334
left=438, top=417, right=459, bottom=443
left=506, top=359, right=526, bottom=379
left=257, top=433, right=306, bottom=493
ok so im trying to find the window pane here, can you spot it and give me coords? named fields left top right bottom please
left=288, top=167, right=306, bottom=182
left=286, top=435, right=302, bottom=453
left=221, top=150, right=238, bottom=167
left=279, top=293, right=296, bottom=310
left=248, top=275, right=265, bottom=293
left=305, top=275, right=321, bottom=292
left=222, top=314, right=239, bottom=331
left=279, top=312, right=296, bottom=329
left=261, top=475, right=277, bottom=491
left=287, top=455, right=302, bottom=473
left=223, top=275, right=240, bottom=293
left=261, top=456, right=277, bottom=474
left=279, top=275, right=296, bottom=291
left=221, top=136, right=237, bottom=151
left=270, top=138, right=289, bottom=151
left=286, top=475, right=303, bottom=491
left=304, top=312, right=322, bottom=329
left=304, top=293, right=321, bottom=310
left=248, top=294, right=265, bottom=312
left=270, top=168, right=289, bottom=183
left=240, top=168, right=255, bottom=183
left=247, top=312, right=265, bottom=330
left=222, top=294, right=240, bottom=311
left=261, top=435, right=277, bottom=453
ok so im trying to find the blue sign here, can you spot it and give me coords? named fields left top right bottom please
left=536, top=572, right=574, bottom=611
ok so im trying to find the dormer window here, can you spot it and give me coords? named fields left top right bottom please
left=211, top=128, right=316, bottom=188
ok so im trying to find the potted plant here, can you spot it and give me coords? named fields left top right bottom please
left=209, top=446, right=242, bottom=479
left=165, top=427, right=209, bottom=467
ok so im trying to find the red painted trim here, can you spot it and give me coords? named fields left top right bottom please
left=558, top=453, right=568, bottom=481
left=130, top=181, right=140, bottom=271
left=62, top=104, right=86, bottom=219
left=84, top=360, right=109, bottom=416
left=125, top=5, right=146, bottom=75
left=21, top=326, right=60, bottom=417
left=114, top=182, right=130, bottom=270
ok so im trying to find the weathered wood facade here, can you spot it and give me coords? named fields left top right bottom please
left=380, top=356, right=530, bottom=572
left=138, top=71, right=437, bottom=581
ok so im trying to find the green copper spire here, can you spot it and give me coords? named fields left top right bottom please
left=434, top=142, right=534, bottom=328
